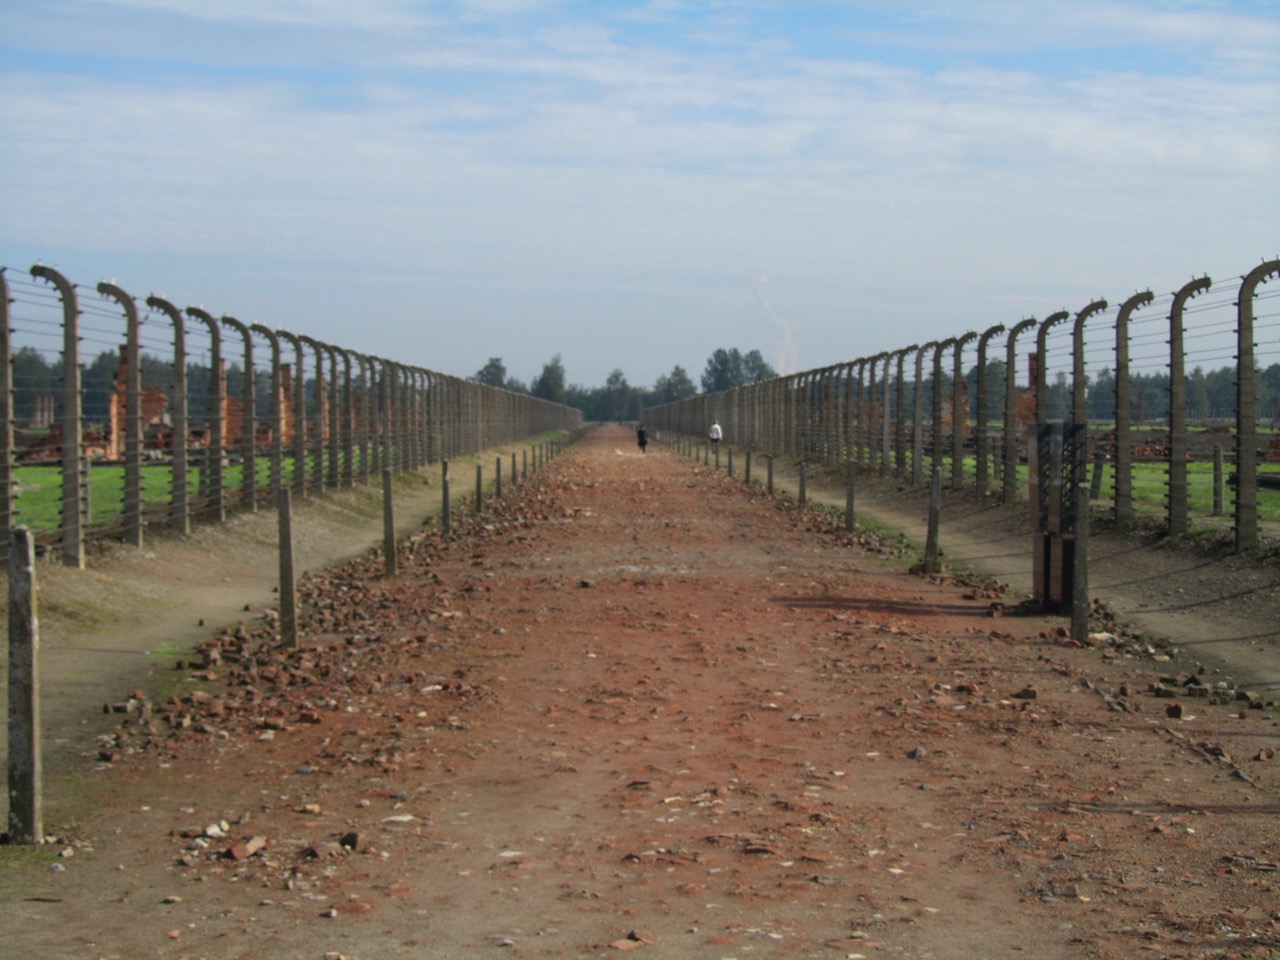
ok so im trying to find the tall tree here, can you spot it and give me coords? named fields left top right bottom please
left=741, top=349, right=777, bottom=383
left=472, top=357, right=507, bottom=388
left=531, top=354, right=567, bottom=405
left=701, top=348, right=744, bottom=393
left=652, top=365, right=697, bottom=404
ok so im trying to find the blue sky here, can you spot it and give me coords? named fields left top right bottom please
left=2, top=0, right=1277, bottom=390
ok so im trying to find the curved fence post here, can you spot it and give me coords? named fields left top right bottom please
left=1034, top=311, right=1070, bottom=426
left=251, top=324, right=284, bottom=501
left=276, top=329, right=308, bottom=496
left=186, top=308, right=225, bottom=522
left=1070, top=300, right=1108, bottom=425
left=1002, top=319, right=1037, bottom=500
left=893, top=346, right=916, bottom=479
left=912, top=343, right=935, bottom=486
left=975, top=323, right=1005, bottom=495
left=221, top=316, right=256, bottom=512
left=146, top=296, right=191, bottom=533
left=0, top=270, right=13, bottom=561
left=1112, top=291, right=1154, bottom=523
left=97, top=282, right=145, bottom=549
left=30, top=265, right=84, bottom=568
left=930, top=339, right=955, bottom=479
left=1166, top=278, right=1211, bottom=536
left=300, top=336, right=327, bottom=492
left=1234, top=258, right=1280, bottom=553
left=951, top=331, right=977, bottom=489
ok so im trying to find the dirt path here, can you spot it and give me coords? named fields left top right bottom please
left=3, top=426, right=1277, bottom=960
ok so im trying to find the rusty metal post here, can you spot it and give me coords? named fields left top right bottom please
left=1113, top=292, right=1154, bottom=523
left=951, top=331, right=977, bottom=489
left=1234, top=259, right=1280, bottom=553
left=221, top=316, right=256, bottom=512
left=975, top=323, right=1006, bottom=495
left=31, top=265, right=84, bottom=568
left=1002, top=319, right=1036, bottom=501
left=98, top=283, right=144, bottom=549
left=1167, top=278, right=1211, bottom=537
left=382, top=468, right=397, bottom=579
left=186, top=308, right=225, bottom=522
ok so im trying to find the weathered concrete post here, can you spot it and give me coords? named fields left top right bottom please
left=893, top=347, right=915, bottom=479
left=951, top=332, right=978, bottom=489
left=441, top=460, right=451, bottom=535
left=931, top=339, right=955, bottom=480
left=1213, top=445, right=1225, bottom=517
left=382, top=469, right=397, bottom=579
left=845, top=458, right=855, bottom=532
left=923, top=467, right=942, bottom=574
left=31, top=266, right=84, bottom=568
left=745, top=449, right=752, bottom=485
left=1002, top=319, right=1037, bottom=501
left=8, top=526, right=42, bottom=844
left=975, top=324, right=1006, bottom=495
left=1034, top=311, right=1071, bottom=427
left=1167, top=278, right=1211, bottom=537
left=145, top=296, right=192, bottom=529
left=913, top=343, right=936, bottom=487
left=187, top=308, right=226, bottom=522
left=799, top=460, right=807, bottom=505
left=475, top=463, right=483, bottom=514
left=221, top=316, right=257, bottom=511
left=495, top=457, right=503, bottom=499
left=1113, top=292, right=1154, bottom=523
left=98, top=282, right=145, bottom=549
left=1234, top=259, right=1280, bottom=553
left=251, top=324, right=284, bottom=502
left=767, top=455, right=774, bottom=495
left=275, top=329, right=308, bottom=497
left=0, top=271, right=13, bottom=564
left=278, top=488, right=297, bottom=647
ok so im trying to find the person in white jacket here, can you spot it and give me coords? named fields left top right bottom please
left=709, top=421, right=722, bottom=451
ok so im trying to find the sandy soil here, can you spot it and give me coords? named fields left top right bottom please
left=2, top=426, right=1278, bottom=959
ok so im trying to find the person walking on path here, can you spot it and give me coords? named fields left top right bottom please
left=636, top=424, right=649, bottom=453
left=709, top=420, right=722, bottom=452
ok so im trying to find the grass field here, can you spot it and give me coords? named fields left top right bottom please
left=8, top=443, right=1279, bottom=541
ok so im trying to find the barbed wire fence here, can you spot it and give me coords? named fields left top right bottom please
left=0, top=263, right=583, bottom=567
left=643, top=257, right=1280, bottom=555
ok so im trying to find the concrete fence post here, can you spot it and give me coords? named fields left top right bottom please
left=1167, top=278, right=1211, bottom=537
left=98, top=282, right=145, bottom=549
left=278, top=488, right=297, bottom=647
left=8, top=526, right=43, bottom=844
left=1112, top=292, right=1154, bottom=523
left=1234, top=259, right=1280, bottom=553
left=382, top=468, right=397, bottom=579
left=31, top=265, right=84, bottom=568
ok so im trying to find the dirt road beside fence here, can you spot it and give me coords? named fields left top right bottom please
left=3, top=426, right=1278, bottom=959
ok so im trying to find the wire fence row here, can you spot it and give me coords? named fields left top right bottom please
left=0, top=263, right=583, bottom=567
left=643, top=258, right=1280, bottom=553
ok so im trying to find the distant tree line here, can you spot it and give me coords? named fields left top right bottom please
left=470, top=347, right=779, bottom=423
left=12, top=345, right=1275, bottom=432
